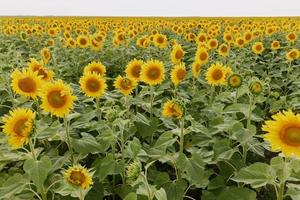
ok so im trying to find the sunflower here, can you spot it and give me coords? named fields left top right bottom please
left=64, top=165, right=93, bottom=189
left=79, top=72, right=107, bottom=98
left=170, top=63, right=186, bottom=86
left=205, top=63, right=227, bottom=86
left=252, top=42, right=264, bottom=54
left=153, top=33, right=168, bottom=49
left=40, top=47, right=51, bottom=64
left=162, top=100, right=183, bottom=119
left=271, top=40, right=280, bottom=51
left=244, top=31, right=253, bottom=43
left=286, top=49, right=300, bottom=61
left=40, top=80, right=77, bottom=117
left=228, top=74, right=242, bottom=88
left=2, top=108, right=35, bottom=149
left=77, top=35, right=90, bottom=48
left=195, top=47, right=209, bottom=65
left=170, top=44, right=185, bottom=64
left=90, top=37, right=102, bottom=51
left=27, top=58, right=54, bottom=81
left=235, top=37, right=245, bottom=48
left=136, top=36, right=150, bottom=48
left=263, top=110, right=300, bottom=157
left=11, top=69, right=42, bottom=99
left=125, top=59, right=144, bottom=81
left=286, top=32, right=297, bottom=43
left=207, top=38, right=218, bottom=49
left=83, top=61, right=106, bottom=76
left=223, top=32, right=233, bottom=44
left=250, top=81, right=263, bottom=94
left=191, top=61, right=202, bottom=78
left=140, top=60, right=165, bottom=85
left=66, top=38, right=76, bottom=48
left=114, top=75, right=137, bottom=96
left=218, top=43, right=230, bottom=57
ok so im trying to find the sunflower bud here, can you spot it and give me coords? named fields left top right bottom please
left=227, top=74, right=242, bottom=88
left=250, top=81, right=263, bottom=95
left=126, top=160, right=141, bottom=184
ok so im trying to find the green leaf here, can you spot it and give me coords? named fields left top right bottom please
left=164, top=180, right=187, bottom=200
left=149, top=132, right=176, bottom=156
left=216, top=187, right=256, bottom=200
left=92, top=154, right=115, bottom=181
left=0, top=174, right=27, bottom=200
left=232, top=162, right=276, bottom=188
left=124, top=192, right=137, bottom=200
left=154, top=188, right=167, bottom=200
left=72, top=133, right=103, bottom=154
left=23, top=156, right=52, bottom=192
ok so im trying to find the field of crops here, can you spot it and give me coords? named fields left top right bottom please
left=1, top=17, right=300, bottom=200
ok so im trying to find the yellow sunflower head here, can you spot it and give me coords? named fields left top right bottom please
left=2, top=108, right=35, bottom=149
left=11, top=69, right=42, bottom=99
left=250, top=80, right=263, bottom=95
left=40, top=47, right=51, bottom=64
left=191, top=61, right=202, bottom=78
left=271, top=40, right=280, bottom=51
left=235, top=37, right=245, bottom=48
left=40, top=80, right=77, bottom=118
left=140, top=60, right=165, bottom=85
left=205, top=63, right=227, bottom=86
left=83, top=61, right=106, bottom=77
left=170, top=44, right=185, bottom=64
left=227, top=74, right=242, bottom=88
left=136, top=36, right=150, bottom=48
left=79, top=72, right=107, bottom=98
left=77, top=35, right=90, bottom=48
left=114, top=75, right=137, bottom=96
left=252, top=42, right=265, bottom=55
left=207, top=38, right=218, bottom=50
left=125, top=59, right=144, bottom=81
left=64, top=165, right=93, bottom=189
left=162, top=100, right=183, bottom=119
left=286, top=48, right=300, bottom=61
left=286, top=32, right=297, bottom=43
left=218, top=43, right=230, bottom=57
left=66, top=38, right=77, bottom=48
left=170, top=63, right=187, bottom=86
left=27, top=58, right=54, bottom=82
left=153, top=33, right=168, bottom=49
left=263, top=110, right=300, bottom=157
left=195, top=47, right=209, bottom=65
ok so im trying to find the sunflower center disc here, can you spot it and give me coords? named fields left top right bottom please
left=283, top=127, right=300, bottom=146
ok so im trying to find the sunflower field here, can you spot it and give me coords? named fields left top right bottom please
left=1, top=17, right=300, bottom=200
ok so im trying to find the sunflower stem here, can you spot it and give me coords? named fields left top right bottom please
left=209, top=86, right=215, bottom=106
left=95, top=97, right=101, bottom=121
left=150, top=86, right=155, bottom=144
left=179, top=118, right=185, bottom=154
left=64, top=117, right=74, bottom=164
left=235, top=88, right=239, bottom=103
left=28, top=138, right=36, bottom=160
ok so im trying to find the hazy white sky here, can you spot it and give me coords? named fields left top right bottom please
left=0, top=0, right=299, bottom=16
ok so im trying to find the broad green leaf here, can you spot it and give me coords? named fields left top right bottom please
left=216, top=187, right=256, bottom=200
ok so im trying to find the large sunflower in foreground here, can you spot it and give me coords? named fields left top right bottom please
left=2, top=108, right=35, bottom=149
left=286, top=48, right=300, bottom=61
left=140, top=60, right=165, bottom=85
left=11, top=69, right=42, bottom=99
left=162, top=100, right=183, bottom=119
left=114, top=75, right=137, bottom=96
left=125, top=59, right=144, bottom=81
left=83, top=61, right=106, bottom=77
left=205, top=63, right=227, bottom=86
left=171, top=63, right=186, bottom=86
left=263, top=110, right=300, bottom=157
left=40, top=80, right=77, bottom=117
left=27, top=58, right=54, bottom=81
left=79, top=72, right=107, bottom=98
left=64, top=165, right=93, bottom=189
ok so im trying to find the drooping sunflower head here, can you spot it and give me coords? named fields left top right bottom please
left=191, top=61, right=202, bottom=78
left=170, top=63, right=187, bottom=86
left=114, top=75, right=137, bottom=96
left=153, top=33, right=168, bottom=49
left=271, top=40, right=280, bottom=51
left=195, top=47, right=209, bottom=65
left=252, top=42, right=265, bottom=54
left=170, top=44, right=185, bottom=64
left=136, top=36, right=150, bottom=48
left=286, top=48, right=300, bottom=61
left=227, top=74, right=242, bottom=88
left=11, top=68, right=42, bottom=99
left=77, top=35, right=90, bottom=48
left=2, top=108, right=35, bottom=149
left=27, top=58, right=54, bottom=82
left=40, top=47, right=51, bottom=64
left=263, top=110, right=300, bottom=157
left=83, top=61, right=106, bottom=77
left=79, top=72, right=107, bottom=98
left=90, top=36, right=103, bottom=51
left=140, top=60, right=165, bottom=85
left=40, top=80, right=77, bottom=118
left=249, top=80, right=263, bottom=95
left=205, top=63, right=227, bottom=86
left=218, top=43, right=230, bottom=57
left=162, top=100, right=183, bottom=119
left=64, top=165, right=93, bottom=189
left=125, top=59, right=144, bottom=81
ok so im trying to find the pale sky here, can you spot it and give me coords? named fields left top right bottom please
left=0, top=0, right=299, bottom=17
